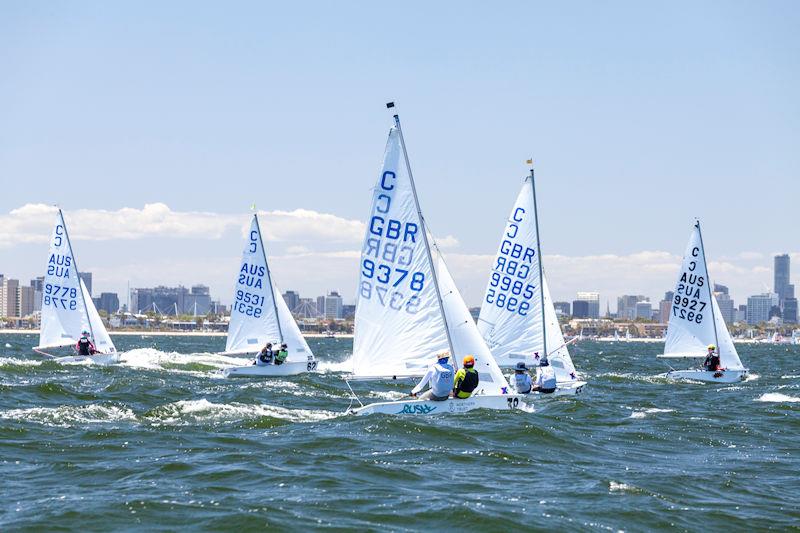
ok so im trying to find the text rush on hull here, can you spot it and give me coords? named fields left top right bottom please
left=477, top=162, right=586, bottom=396
left=219, top=213, right=316, bottom=378
left=657, top=220, right=748, bottom=383
left=33, top=208, right=120, bottom=365
left=346, top=104, right=520, bottom=416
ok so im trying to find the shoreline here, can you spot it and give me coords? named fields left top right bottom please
left=0, top=329, right=354, bottom=339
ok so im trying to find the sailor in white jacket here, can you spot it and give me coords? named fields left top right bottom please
left=410, top=352, right=455, bottom=401
left=532, top=358, right=557, bottom=394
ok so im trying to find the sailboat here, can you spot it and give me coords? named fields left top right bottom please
left=346, top=105, right=520, bottom=416
left=657, top=221, right=748, bottom=383
left=220, top=214, right=316, bottom=377
left=33, top=209, right=119, bottom=364
left=477, top=165, right=586, bottom=395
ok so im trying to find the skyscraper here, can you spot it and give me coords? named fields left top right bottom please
left=774, top=254, right=790, bottom=304
left=282, top=291, right=300, bottom=313
left=79, top=272, right=93, bottom=297
left=575, top=292, right=600, bottom=319
left=746, top=293, right=779, bottom=325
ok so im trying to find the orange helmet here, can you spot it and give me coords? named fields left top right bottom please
left=463, top=355, right=475, bottom=367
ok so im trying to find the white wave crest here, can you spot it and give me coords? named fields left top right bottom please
left=0, top=404, right=136, bottom=427
left=143, top=399, right=338, bottom=426
left=0, top=356, right=43, bottom=367
left=756, top=393, right=800, bottom=403
left=629, top=408, right=675, bottom=419
left=120, top=348, right=246, bottom=372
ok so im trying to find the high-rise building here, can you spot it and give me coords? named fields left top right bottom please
left=634, top=301, right=652, bottom=320
left=316, top=296, right=326, bottom=318
left=185, top=285, right=211, bottom=315
left=783, top=298, right=798, bottom=324
left=79, top=272, right=93, bottom=297
left=131, top=286, right=211, bottom=315
left=659, top=291, right=675, bottom=323
left=98, top=292, right=120, bottom=314
left=617, top=295, right=646, bottom=320
left=746, top=293, right=779, bottom=325
left=18, top=286, right=35, bottom=317
left=324, top=291, right=343, bottom=319
left=575, top=292, right=600, bottom=319
left=0, top=277, right=20, bottom=317
left=774, top=254, right=791, bottom=304
left=571, top=300, right=590, bottom=318
left=713, top=284, right=735, bottom=324
left=553, top=301, right=571, bottom=316
left=282, top=291, right=300, bottom=313
left=31, top=277, right=44, bottom=312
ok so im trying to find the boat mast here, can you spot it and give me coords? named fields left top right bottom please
left=255, top=213, right=284, bottom=343
left=389, top=103, right=457, bottom=368
left=696, top=220, right=719, bottom=351
left=58, top=208, right=96, bottom=344
left=528, top=162, right=548, bottom=360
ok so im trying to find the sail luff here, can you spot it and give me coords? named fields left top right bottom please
left=393, top=113, right=457, bottom=368
left=695, top=220, right=720, bottom=351
left=58, top=209, right=94, bottom=342
left=255, top=213, right=283, bottom=343
left=529, top=169, right=547, bottom=359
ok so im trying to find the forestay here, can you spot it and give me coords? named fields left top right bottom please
left=37, top=209, right=116, bottom=354
left=478, top=179, right=543, bottom=367
left=663, top=222, right=744, bottom=369
left=225, top=215, right=312, bottom=360
left=352, top=127, right=449, bottom=377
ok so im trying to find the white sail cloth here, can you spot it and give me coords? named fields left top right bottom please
left=478, top=179, right=579, bottom=381
left=37, top=210, right=116, bottom=354
left=225, top=215, right=312, bottom=362
left=352, top=126, right=511, bottom=396
left=663, top=223, right=744, bottom=370
left=352, top=127, right=449, bottom=378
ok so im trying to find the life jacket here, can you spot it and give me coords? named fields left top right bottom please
left=454, top=367, right=479, bottom=398
left=274, top=349, right=288, bottom=364
left=259, top=349, right=273, bottom=364
left=77, top=337, right=92, bottom=355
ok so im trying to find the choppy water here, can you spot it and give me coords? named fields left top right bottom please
left=1, top=334, right=798, bottom=530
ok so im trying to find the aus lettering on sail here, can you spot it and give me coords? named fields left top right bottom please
left=673, top=245, right=708, bottom=325
left=360, top=170, right=426, bottom=314
left=234, top=229, right=266, bottom=318
left=486, top=204, right=537, bottom=317
left=48, top=224, right=73, bottom=278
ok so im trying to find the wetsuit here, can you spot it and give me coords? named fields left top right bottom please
left=453, top=367, right=479, bottom=399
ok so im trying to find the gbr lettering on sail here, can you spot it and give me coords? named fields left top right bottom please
left=360, top=170, right=426, bottom=314
left=673, top=245, right=708, bottom=324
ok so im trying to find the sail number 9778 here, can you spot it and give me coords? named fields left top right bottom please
left=43, top=283, right=78, bottom=310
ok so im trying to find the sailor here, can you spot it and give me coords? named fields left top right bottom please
left=410, top=352, right=454, bottom=401
left=75, top=330, right=96, bottom=356
left=703, top=344, right=721, bottom=371
left=531, top=358, right=557, bottom=394
left=512, top=361, right=533, bottom=394
left=274, top=343, right=289, bottom=365
left=452, top=355, right=479, bottom=399
left=255, top=342, right=274, bottom=366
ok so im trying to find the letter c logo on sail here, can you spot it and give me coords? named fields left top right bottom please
left=249, top=230, right=258, bottom=253
left=380, top=171, right=396, bottom=191
left=512, top=207, right=525, bottom=222
left=54, top=224, right=64, bottom=247
left=692, top=247, right=699, bottom=257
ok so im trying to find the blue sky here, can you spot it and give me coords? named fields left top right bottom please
left=1, top=1, right=798, bottom=308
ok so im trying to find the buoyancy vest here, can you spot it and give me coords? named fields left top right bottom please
left=77, top=337, right=92, bottom=355
left=454, top=367, right=479, bottom=398
left=274, top=349, right=288, bottom=364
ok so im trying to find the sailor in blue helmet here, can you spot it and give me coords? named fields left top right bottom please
left=531, top=358, right=557, bottom=394
left=410, top=351, right=454, bottom=401
left=512, top=361, right=533, bottom=394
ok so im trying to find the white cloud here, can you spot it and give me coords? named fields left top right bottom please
left=0, top=203, right=365, bottom=248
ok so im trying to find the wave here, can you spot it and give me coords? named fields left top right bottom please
left=629, top=408, right=675, bottom=419
left=0, top=356, right=43, bottom=368
left=119, top=348, right=247, bottom=373
left=0, top=404, right=136, bottom=428
left=755, top=393, right=800, bottom=403
left=142, top=399, right=338, bottom=426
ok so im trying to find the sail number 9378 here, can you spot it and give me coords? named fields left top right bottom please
left=360, top=258, right=424, bottom=314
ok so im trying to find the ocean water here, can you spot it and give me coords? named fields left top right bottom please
left=1, top=334, right=798, bottom=530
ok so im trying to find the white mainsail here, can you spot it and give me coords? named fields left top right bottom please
left=37, top=209, right=116, bottom=354
left=351, top=127, right=449, bottom=378
left=225, top=214, right=312, bottom=362
left=478, top=176, right=579, bottom=382
left=662, top=222, right=744, bottom=370
left=352, top=121, right=510, bottom=396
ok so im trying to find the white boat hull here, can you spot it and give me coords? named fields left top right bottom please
left=54, top=353, right=120, bottom=365
left=221, top=360, right=313, bottom=378
left=350, top=394, right=524, bottom=416
left=519, top=380, right=588, bottom=398
left=666, top=369, right=748, bottom=383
